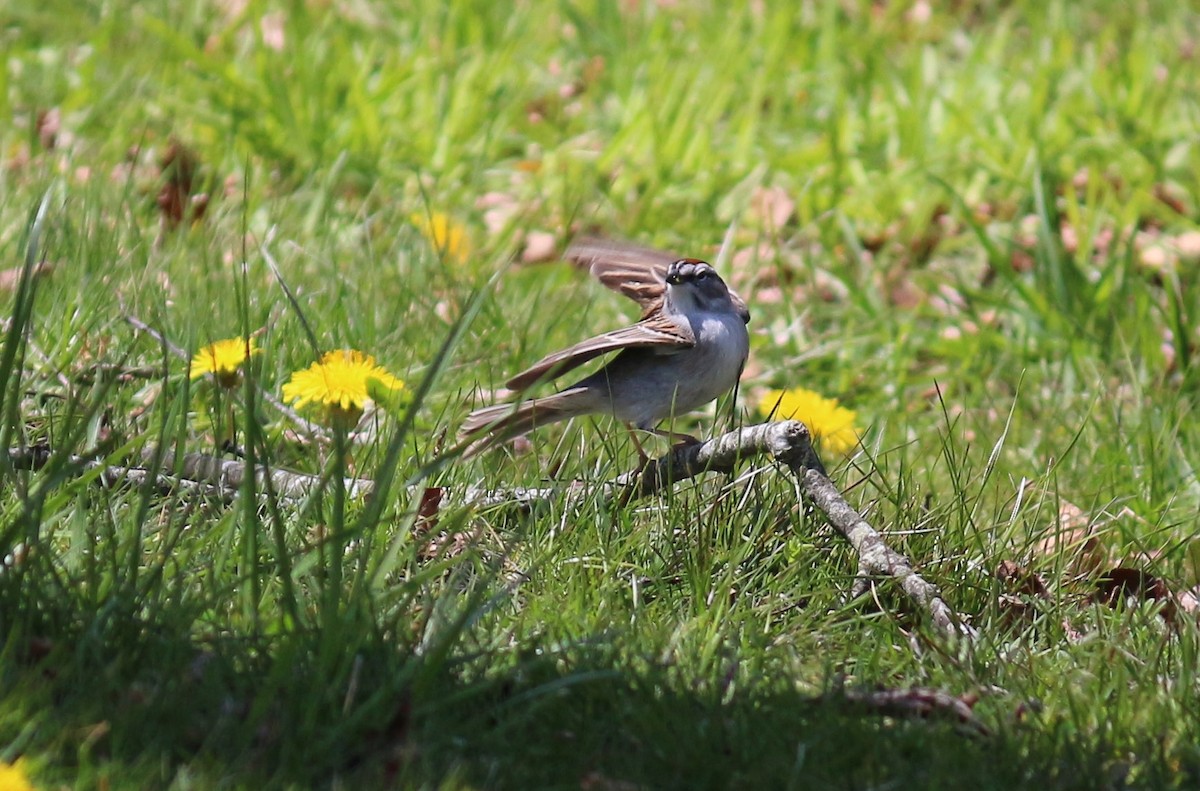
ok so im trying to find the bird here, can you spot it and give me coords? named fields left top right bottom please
left=458, top=237, right=751, bottom=458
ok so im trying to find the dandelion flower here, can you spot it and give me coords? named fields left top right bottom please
left=190, top=337, right=259, bottom=389
left=282, top=349, right=404, bottom=427
left=411, top=211, right=471, bottom=264
left=759, top=387, right=861, bottom=456
left=0, top=759, right=34, bottom=791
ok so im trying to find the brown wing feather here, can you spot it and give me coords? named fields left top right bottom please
left=566, top=236, right=751, bottom=324
left=565, top=237, right=677, bottom=318
left=505, top=314, right=694, bottom=391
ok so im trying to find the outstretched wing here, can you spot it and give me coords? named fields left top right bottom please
left=566, top=236, right=750, bottom=323
left=565, top=237, right=678, bottom=318
left=506, top=312, right=694, bottom=391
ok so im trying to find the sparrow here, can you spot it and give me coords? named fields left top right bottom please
left=458, top=237, right=751, bottom=457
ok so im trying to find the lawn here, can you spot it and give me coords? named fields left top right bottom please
left=3, top=0, right=1200, bottom=788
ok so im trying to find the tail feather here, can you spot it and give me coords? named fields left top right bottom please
left=458, top=388, right=592, bottom=456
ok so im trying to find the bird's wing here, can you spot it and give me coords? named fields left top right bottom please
left=505, top=312, right=694, bottom=391
left=565, top=236, right=751, bottom=324
left=565, top=237, right=677, bottom=317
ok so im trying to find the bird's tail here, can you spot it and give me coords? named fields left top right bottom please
left=457, top=387, right=592, bottom=457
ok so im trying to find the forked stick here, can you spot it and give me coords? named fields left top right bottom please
left=9, top=420, right=972, bottom=639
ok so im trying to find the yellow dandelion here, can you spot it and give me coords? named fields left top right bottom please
left=0, top=758, right=34, bottom=791
left=190, top=337, right=260, bottom=389
left=282, top=349, right=404, bottom=427
left=759, top=387, right=861, bottom=456
left=410, top=211, right=471, bottom=264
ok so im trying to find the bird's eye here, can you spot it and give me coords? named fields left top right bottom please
left=695, top=270, right=708, bottom=280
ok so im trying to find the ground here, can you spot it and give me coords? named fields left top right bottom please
left=2, top=1, right=1199, bottom=788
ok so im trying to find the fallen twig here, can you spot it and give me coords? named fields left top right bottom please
left=836, top=686, right=991, bottom=737
left=610, top=421, right=973, bottom=638
left=9, top=420, right=974, bottom=639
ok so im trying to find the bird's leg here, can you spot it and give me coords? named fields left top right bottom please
left=625, top=425, right=701, bottom=470
left=643, top=426, right=701, bottom=448
left=624, top=423, right=651, bottom=468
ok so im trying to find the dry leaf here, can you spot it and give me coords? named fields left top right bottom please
left=156, top=139, right=200, bottom=230
left=1172, top=230, right=1200, bottom=261
left=476, top=191, right=521, bottom=236
left=1153, top=183, right=1188, bottom=215
left=812, top=269, right=849, bottom=302
left=0, top=262, right=54, bottom=292
left=996, top=560, right=1052, bottom=627
left=750, top=185, right=794, bottom=232
left=1035, top=500, right=1108, bottom=576
left=997, top=560, right=1050, bottom=598
left=842, top=686, right=991, bottom=736
left=1138, top=240, right=1176, bottom=274
left=1094, top=567, right=1176, bottom=623
left=1177, top=587, right=1200, bottom=615
left=1009, top=248, right=1036, bottom=274
left=260, top=11, right=286, bottom=51
left=888, top=279, right=925, bottom=309
left=581, top=55, right=606, bottom=87
left=414, top=487, right=444, bottom=535
left=729, top=242, right=776, bottom=294
left=37, top=108, right=60, bottom=150
left=580, top=772, right=643, bottom=791
left=751, top=285, right=784, bottom=304
left=521, top=231, right=558, bottom=264
left=6, top=142, right=30, bottom=173
left=907, top=0, right=931, bottom=24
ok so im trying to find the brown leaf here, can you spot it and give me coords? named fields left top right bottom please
left=995, top=560, right=1052, bottom=628
left=580, top=772, right=642, bottom=791
left=859, top=222, right=898, bottom=253
left=581, top=55, right=606, bottom=87
left=415, top=487, right=444, bottom=535
left=906, top=206, right=951, bottom=265
left=419, top=529, right=475, bottom=561
left=378, top=693, right=415, bottom=785
left=996, top=593, right=1036, bottom=625
left=888, top=278, right=925, bottom=309
left=1137, top=236, right=1176, bottom=274
left=751, top=285, right=784, bottom=304
left=6, top=142, right=30, bottom=173
left=24, top=635, right=54, bottom=663
left=187, top=192, right=211, bottom=226
left=729, top=242, right=775, bottom=285
left=260, top=11, right=286, bottom=51
left=841, top=686, right=991, bottom=736
left=1034, top=500, right=1108, bottom=576
left=1177, top=587, right=1200, bottom=615
left=0, top=262, right=54, bottom=292
left=1010, top=248, right=1036, bottom=274
left=156, top=139, right=200, bottom=230
left=996, top=560, right=1050, bottom=598
left=1061, top=617, right=1085, bottom=643
left=1094, top=566, right=1176, bottom=622
left=521, top=231, right=559, bottom=264
left=1153, top=183, right=1189, bottom=216
left=37, top=108, right=61, bottom=150
left=749, top=186, right=794, bottom=232
left=1172, top=230, right=1200, bottom=262
left=812, top=268, right=849, bottom=302
left=476, top=191, right=521, bottom=236
left=906, top=0, right=932, bottom=24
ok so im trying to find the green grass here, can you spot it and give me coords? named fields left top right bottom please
left=3, top=0, right=1200, bottom=787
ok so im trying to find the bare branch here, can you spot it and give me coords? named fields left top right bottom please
left=9, top=419, right=974, bottom=639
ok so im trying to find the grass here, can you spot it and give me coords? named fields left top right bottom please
left=3, top=0, right=1200, bottom=787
